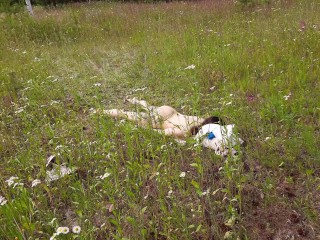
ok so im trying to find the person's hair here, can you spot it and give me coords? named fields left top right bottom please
left=190, top=116, right=225, bottom=136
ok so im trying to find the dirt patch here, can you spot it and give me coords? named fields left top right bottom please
left=242, top=184, right=316, bottom=240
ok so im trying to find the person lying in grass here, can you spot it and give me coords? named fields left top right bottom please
left=96, top=98, right=243, bottom=156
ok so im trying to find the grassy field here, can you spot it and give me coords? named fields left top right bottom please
left=0, top=0, right=319, bottom=239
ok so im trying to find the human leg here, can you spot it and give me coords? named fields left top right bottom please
left=103, top=109, right=149, bottom=126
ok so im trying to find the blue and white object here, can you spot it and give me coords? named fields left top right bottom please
left=194, top=124, right=243, bottom=156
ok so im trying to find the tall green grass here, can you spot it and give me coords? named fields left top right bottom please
left=0, top=0, right=319, bottom=239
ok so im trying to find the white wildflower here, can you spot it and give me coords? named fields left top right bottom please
left=179, top=172, right=186, bottom=178
left=49, top=233, right=57, bottom=240
left=72, top=226, right=81, bottom=234
left=265, top=137, right=271, bottom=141
left=13, top=182, right=24, bottom=188
left=45, top=165, right=76, bottom=183
left=46, top=155, right=56, bottom=167
left=99, top=172, right=111, bottom=180
left=131, top=87, right=147, bottom=92
left=55, top=145, right=63, bottom=150
left=15, top=107, right=25, bottom=114
left=56, top=227, right=64, bottom=235
left=89, top=108, right=98, bottom=114
left=119, top=119, right=126, bottom=124
left=93, top=83, right=101, bottom=87
left=62, top=227, right=69, bottom=234
left=5, top=176, right=19, bottom=187
left=283, top=93, right=291, bottom=100
left=56, top=226, right=69, bottom=235
left=0, top=196, right=8, bottom=206
left=31, top=179, right=41, bottom=187
left=160, top=144, right=167, bottom=150
left=184, top=64, right=195, bottom=70
left=49, top=218, right=57, bottom=226
left=202, top=189, right=210, bottom=196
left=50, top=100, right=60, bottom=105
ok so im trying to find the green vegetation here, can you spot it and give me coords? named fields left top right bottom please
left=0, top=0, right=319, bottom=239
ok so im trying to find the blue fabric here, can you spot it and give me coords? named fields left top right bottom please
left=207, top=132, right=215, bottom=140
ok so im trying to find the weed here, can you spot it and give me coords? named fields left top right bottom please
left=0, top=0, right=319, bottom=239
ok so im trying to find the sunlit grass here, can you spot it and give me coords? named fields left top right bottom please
left=0, top=0, right=319, bottom=239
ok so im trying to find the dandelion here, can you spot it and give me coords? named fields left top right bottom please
left=179, top=172, right=186, bottom=178
left=31, top=179, right=41, bottom=187
left=184, top=64, right=195, bottom=70
left=72, top=226, right=81, bottom=234
left=0, top=196, right=8, bottom=206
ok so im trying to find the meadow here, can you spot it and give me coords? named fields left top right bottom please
left=0, top=0, right=319, bottom=239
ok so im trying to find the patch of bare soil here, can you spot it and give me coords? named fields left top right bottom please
left=241, top=183, right=317, bottom=240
